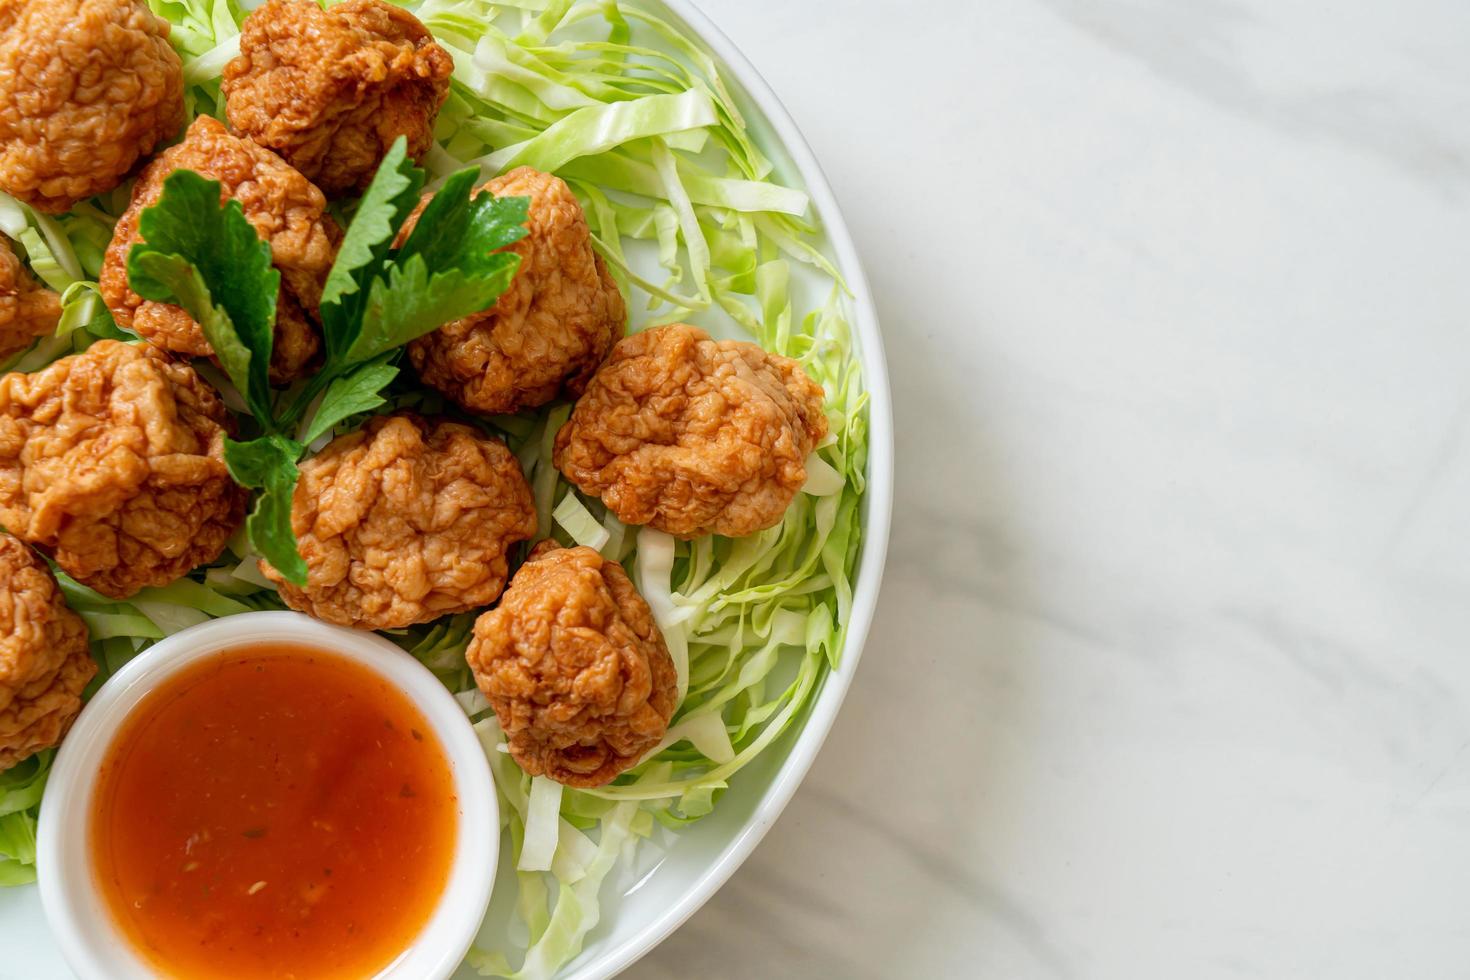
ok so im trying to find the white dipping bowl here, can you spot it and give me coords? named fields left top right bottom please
left=36, top=610, right=497, bottom=980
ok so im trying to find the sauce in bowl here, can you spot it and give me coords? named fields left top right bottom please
left=89, top=644, right=458, bottom=980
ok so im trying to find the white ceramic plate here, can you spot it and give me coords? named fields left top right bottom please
left=0, top=3, right=892, bottom=978
left=452, top=4, right=894, bottom=976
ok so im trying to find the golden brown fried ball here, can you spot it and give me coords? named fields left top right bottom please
left=262, top=414, right=536, bottom=630
left=467, top=543, right=676, bottom=788
left=554, top=324, right=828, bottom=539
left=99, top=116, right=339, bottom=384
left=0, top=340, right=245, bottom=599
left=0, top=0, right=183, bottom=213
left=222, top=0, right=453, bottom=196
left=0, top=533, right=94, bottom=771
left=0, top=237, right=60, bottom=358
left=405, top=167, right=626, bottom=415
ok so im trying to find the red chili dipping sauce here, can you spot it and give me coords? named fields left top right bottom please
left=90, top=645, right=458, bottom=980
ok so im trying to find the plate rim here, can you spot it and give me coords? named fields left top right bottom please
left=0, top=4, right=895, bottom=977
left=560, top=2, right=895, bottom=977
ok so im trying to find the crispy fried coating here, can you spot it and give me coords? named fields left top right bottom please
left=99, top=115, right=338, bottom=384
left=0, top=237, right=60, bottom=358
left=554, top=324, right=828, bottom=538
left=0, top=341, right=245, bottom=599
left=262, top=414, right=537, bottom=630
left=467, top=543, right=675, bottom=788
left=0, top=0, right=183, bottom=213
left=0, top=533, right=94, bottom=771
left=405, top=167, right=626, bottom=415
left=222, top=0, right=453, bottom=195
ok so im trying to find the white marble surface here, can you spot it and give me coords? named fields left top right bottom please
left=634, top=1, right=1470, bottom=977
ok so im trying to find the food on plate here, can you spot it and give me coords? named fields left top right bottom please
left=467, top=542, right=676, bottom=788
left=555, top=323, right=828, bottom=538
left=104, top=137, right=529, bottom=587
left=0, top=0, right=183, bottom=213
left=99, top=115, right=338, bottom=383
left=262, top=414, right=536, bottom=630
left=0, top=340, right=245, bottom=598
left=222, top=0, right=453, bottom=196
left=0, top=533, right=93, bottom=771
left=406, top=167, right=626, bottom=415
left=0, top=237, right=60, bottom=357
left=0, top=3, right=871, bottom=975
left=92, top=646, right=457, bottom=980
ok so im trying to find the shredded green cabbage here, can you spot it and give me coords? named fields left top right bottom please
left=0, top=752, right=50, bottom=886
left=551, top=490, right=610, bottom=552
left=3, top=3, right=869, bottom=977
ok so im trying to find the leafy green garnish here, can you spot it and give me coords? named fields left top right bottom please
left=347, top=251, right=521, bottom=365
left=224, top=435, right=307, bottom=587
left=125, top=137, right=528, bottom=585
left=396, top=169, right=528, bottom=276
left=320, top=157, right=527, bottom=369
left=318, top=140, right=426, bottom=344
left=301, top=352, right=400, bottom=446
left=127, top=171, right=279, bottom=423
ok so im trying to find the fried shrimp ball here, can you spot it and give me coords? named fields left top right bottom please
left=467, top=543, right=676, bottom=788
left=0, top=533, right=94, bottom=771
left=0, top=341, right=245, bottom=599
left=0, top=0, right=183, bottom=213
left=99, top=116, right=339, bottom=384
left=405, top=167, right=626, bottom=415
left=262, top=414, right=536, bottom=631
left=222, top=0, right=453, bottom=195
left=0, top=237, right=60, bottom=357
left=554, top=324, right=828, bottom=539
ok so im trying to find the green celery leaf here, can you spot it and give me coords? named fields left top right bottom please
left=224, top=435, right=307, bottom=587
left=224, top=434, right=304, bottom=489
left=129, top=251, right=271, bottom=424
left=319, top=139, right=426, bottom=359
left=82, top=304, right=129, bottom=341
left=126, top=171, right=278, bottom=423
left=250, top=469, right=307, bottom=587
left=302, top=352, right=399, bottom=444
left=344, top=252, right=520, bottom=365
left=395, top=169, right=530, bottom=277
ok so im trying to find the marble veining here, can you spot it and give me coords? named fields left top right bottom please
left=0, top=1, right=1465, bottom=977
left=1039, top=0, right=1470, bottom=183
left=633, top=0, right=1470, bottom=977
